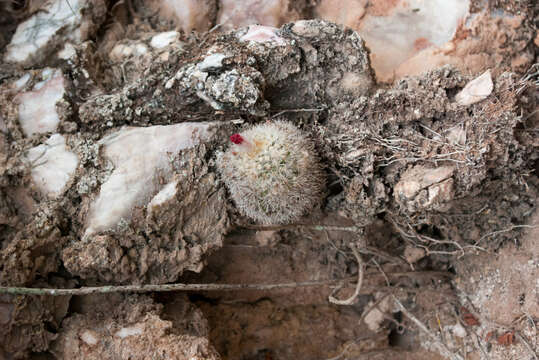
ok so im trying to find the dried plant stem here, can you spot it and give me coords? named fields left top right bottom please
left=329, top=246, right=364, bottom=305
left=239, top=223, right=363, bottom=233
left=0, top=270, right=452, bottom=297
left=474, top=224, right=538, bottom=246
left=515, top=332, right=539, bottom=360
left=271, top=108, right=326, bottom=118
left=394, top=297, right=464, bottom=360
left=0, top=277, right=358, bottom=297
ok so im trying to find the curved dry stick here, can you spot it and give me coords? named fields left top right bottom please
left=328, top=246, right=364, bottom=305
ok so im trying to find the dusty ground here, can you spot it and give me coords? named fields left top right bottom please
left=0, top=0, right=537, bottom=359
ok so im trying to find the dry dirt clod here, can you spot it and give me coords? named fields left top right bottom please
left=51, top=294, right=220, bottom=360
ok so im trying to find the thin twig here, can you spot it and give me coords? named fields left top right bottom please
left=1, top=276, right=451, bottom=297
left=329, top=246, right=364, bottom=305
left=64, top=0, right=76, bottom=17
left=271, top=108, right=326, bottom=118
left=360, top=246, right=410, bottom=267
left=372, top=258, right=390, bottom=286
left=0, top=277, right=357, bottom=297
left=470, top=331, right=490, bottom=360
left=208, top=23, right=222, bottom=33
left=474, top=224, right=538, bottom=246
left=239, top=223, right=363, bottom=233
left=515, top=332, right=538, bottom=360
left=390, top=216, right=486, bottom=256
left=394, top=297, right=464, bottom=360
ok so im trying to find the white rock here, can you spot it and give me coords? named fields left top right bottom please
left=165, top=77, right=176, bottom=89
left=110, top=42, right=149, bottom=61
left=12, top=73, right=31, bottom=91
left=58, top=43, right=77, bottom=60
left=84, top=123, right=214, bottom=237
left=394, top=165, right=455, bottom=200
left=26, top=134, right=79, bottom=198
left=197, top=53, right=227, bottom=72
left=16, top=69, right=66, bottom=136
left=4, top=0, right=93, bottom=64
left=364, top=295, right=393, bottom=332
left=315, top=0, right=470, bottom=82
left=314, top=0, right=366, bottom=31
left=452, top=323, right=467, bottom=337
left=426, top=178, right=454, bottom=207
left=404, top=246, right=426, bottom=264
left=394, top=165, right=455, bottom=212
left=148, top=180, right=178, bottom=208
left=445, top=125, right=467, bottom=146
left=455, top=70, right=493, bottom=106
left=39, top=68, right=56, bottom=80
left=150, top=31, right=179, bottom=49
left=110, top=44, right=133, bottom=60
left=239, top=25, right=285, bottom=45
left=134, top=44, right=149, bottom=56
left=114, top=324, right=144, bottom=338
left=80, top=330, right=99, bottom=346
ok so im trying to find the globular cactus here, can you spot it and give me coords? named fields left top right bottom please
left=217, top=121, right=325, bottom=224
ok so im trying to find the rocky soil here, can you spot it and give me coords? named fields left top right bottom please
left=0, top=0, right=537, bottom=359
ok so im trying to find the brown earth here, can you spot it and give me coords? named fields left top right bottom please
left=0, top=0, right=537, bottom=359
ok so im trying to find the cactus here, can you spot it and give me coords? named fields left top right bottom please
left=217, top=121, right=325, bottom=224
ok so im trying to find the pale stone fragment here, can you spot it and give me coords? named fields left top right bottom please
left=455, top=70, right=493, bottom=106
left=84, top=123, right=214, bottom=237
left=16, top=69, right=66, bottom=137
left=26, top=134, right=79, bottom=198
left=4, top=0, right=105, bottom=65
left=150, top=31, right=179, bottom=49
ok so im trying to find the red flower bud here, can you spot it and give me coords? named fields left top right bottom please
left=230, top=133, right=244, bottom=144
